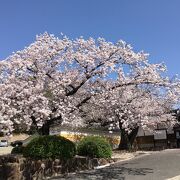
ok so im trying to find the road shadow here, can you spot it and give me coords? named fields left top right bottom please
left=51, top=163, right=153, bottom=180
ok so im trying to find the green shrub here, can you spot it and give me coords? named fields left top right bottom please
left=23, top=135, right=76, bottom=159
left=77, top=136, right=112, bottom=158
left=11, top=146, right=24, bottom=154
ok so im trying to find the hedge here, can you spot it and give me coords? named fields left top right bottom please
left=77, top=136, right=112, bottom=158
left=23, top=135, right=76, bottom=159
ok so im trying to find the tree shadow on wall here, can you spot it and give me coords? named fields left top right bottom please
left=51, top=163, right=153, bottom=180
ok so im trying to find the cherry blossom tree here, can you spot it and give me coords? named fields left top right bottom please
left=0, top=32, right=179, bottom=136
left=81, top=85, right=177, bottom=149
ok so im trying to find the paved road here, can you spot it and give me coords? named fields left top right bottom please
left=51, top=149, right=180, bottom=180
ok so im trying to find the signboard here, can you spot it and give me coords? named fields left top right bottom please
left=154, top=130, right=167, bottom=140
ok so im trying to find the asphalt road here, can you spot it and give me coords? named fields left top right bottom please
left=51, top=149, right=180, bottom=180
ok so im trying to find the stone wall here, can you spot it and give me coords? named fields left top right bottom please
left=0, top=155, right=117, bottom=180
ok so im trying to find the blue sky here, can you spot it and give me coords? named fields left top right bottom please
left=0, top=0, right=180, bottom=76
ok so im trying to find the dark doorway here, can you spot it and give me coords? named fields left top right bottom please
left=175, top=130, right=180, bottom=148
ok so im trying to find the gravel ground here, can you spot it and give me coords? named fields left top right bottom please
left=0, top=146, right=13, bottom=155
left=0, top=133, right=29, bottom=155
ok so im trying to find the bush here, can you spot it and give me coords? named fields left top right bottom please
left=11, top=146, right=24, bottom=154
left=23, top=135, right=76, bottom=159
left=77, top=136, right=112, bottom=158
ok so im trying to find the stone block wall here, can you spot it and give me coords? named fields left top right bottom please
left=0, top=155, right=117, bottom=180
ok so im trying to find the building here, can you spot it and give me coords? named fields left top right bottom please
left=136, top=125, right=178, bottom=150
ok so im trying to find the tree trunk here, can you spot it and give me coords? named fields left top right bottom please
left=118, top=129, right=131, bottom=150
left=118, top=127, right=139, bottom=150
left=128, top=127, right=139, bottom=147
left=39, top=122, right=50, bottom=135
left=38, top=115, right=62, bottom=135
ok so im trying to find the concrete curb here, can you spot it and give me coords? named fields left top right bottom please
left=94, top=151, right=152, bottom=170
